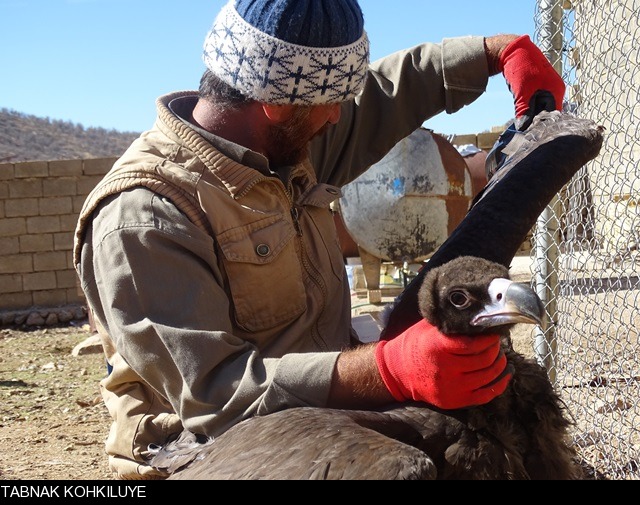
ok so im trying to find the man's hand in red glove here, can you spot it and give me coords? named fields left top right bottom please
left=375, top=318, right=511, bottom=410
left=499, top=34, right=566, bottom=130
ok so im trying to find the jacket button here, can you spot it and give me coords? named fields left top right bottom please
left=256, top=244, right=271, bottom=257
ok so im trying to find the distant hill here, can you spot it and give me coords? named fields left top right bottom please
left=0, top=108, right=141, bottom=163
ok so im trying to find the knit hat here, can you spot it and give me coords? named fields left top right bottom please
left=203, top=0, right=370, bottom=105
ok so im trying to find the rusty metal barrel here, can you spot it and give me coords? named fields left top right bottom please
left=339, top=127, right=474, bottom=267
left=336, top=128, right=477, bottom=298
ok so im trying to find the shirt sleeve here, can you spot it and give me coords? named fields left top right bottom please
left=81, top=187, right=339, bottom=437
left=311, top=36, right=489, bottom=186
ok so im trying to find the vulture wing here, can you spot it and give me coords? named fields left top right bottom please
left=159, top=407, right=438, bottom=480
left=381, top=111, right=604, bottom=339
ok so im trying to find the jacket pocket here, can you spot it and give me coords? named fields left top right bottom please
left=216, top=214, right=306, bottom=332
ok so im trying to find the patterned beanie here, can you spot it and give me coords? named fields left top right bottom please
left=203, top=0, right=370, bottom=105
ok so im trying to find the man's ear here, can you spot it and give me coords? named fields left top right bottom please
left=262, top=104, right=296, bottom=123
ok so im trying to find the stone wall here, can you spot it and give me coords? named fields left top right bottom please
left=0, top=157, right=114, bottom=326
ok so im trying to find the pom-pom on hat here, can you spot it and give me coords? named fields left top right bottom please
left=203, top=0, right=370, bottom=105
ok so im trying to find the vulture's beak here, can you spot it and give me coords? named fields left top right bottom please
left=471, top=278, right=547, bottom=330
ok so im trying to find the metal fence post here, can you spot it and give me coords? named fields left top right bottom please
left=533, top=0, right=565, bottom=383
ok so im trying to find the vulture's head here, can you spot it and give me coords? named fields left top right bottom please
left=417, top=256, right=546, bottom=336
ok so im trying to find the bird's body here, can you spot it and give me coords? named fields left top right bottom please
left=157, top=347, right=579, bottom=480
left=151, top=257, right=581, bottom=480
left=148, top=112, right=604, bottom=480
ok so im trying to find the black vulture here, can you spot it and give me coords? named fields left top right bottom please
left=151, top=256, right=581, bottom=479
left=148, top=111, right=605, bottom=480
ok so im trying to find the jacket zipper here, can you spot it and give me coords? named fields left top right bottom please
left=284, top=180, right=329, bottom=350
left=291, top=207, right=303, bottom=236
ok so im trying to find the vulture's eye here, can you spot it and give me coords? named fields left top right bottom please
left=449, top=290, right=471, bottom=308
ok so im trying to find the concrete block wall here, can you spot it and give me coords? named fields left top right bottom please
left=449, top=131, right=502, bottom=151
left=0, top=157, right=115, bottom=326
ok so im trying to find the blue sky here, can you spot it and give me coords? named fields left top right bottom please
left=0, top=0, right=535, bottom=136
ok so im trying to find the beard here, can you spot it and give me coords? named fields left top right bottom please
left=267, top=107, right=322, bottom=168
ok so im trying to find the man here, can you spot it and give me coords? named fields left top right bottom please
left=74, top=0, right=565, bottom=480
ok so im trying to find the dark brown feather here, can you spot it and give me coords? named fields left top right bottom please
left=150, top=257, right=582, bottom=480
left=381, top=111, right=605, bottom=338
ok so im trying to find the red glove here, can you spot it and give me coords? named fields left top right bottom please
left=499, top=35, right=566, bottom=129
left=375, top=319, right=511, bottom=410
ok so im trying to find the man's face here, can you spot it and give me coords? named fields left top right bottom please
left=267, top=103, right=342, bottom=167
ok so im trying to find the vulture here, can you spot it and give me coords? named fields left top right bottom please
left=152, top=256, right=578, bottom=480
left=148, top=111, right=605, bottom=480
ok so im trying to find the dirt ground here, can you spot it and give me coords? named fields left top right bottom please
left=0, top=323, right=113, bottom=481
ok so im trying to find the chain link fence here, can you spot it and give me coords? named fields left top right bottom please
left=532, top=0, right=639, bottom=480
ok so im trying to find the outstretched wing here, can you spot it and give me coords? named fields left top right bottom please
left=380, top=111, right=604, bottom=339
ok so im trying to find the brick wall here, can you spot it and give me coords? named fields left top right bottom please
left=0, top=157, right=115, bottom=325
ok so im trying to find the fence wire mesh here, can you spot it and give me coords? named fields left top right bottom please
left=533, top=0, right=640, bottom=480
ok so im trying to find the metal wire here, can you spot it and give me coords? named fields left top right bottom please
left=534, top=0, right=640, bottom=480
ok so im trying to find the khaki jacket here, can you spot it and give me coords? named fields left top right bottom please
left=75, top=93, right=354, bottom=478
